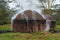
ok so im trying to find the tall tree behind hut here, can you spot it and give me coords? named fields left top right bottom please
left=39, top=0, right=60, bottom=15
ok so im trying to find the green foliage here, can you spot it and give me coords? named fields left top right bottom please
left=0, top=0, right=9, bottom=25
left=0, top=0, right=16, bottom=25
left=56, top=21, right=60, bottom=25
left=55, top=25, right=60, bottom=31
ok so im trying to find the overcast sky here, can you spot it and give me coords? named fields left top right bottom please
left=8, top=0, right=60, bottom=9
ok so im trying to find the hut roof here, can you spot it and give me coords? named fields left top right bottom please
left=15, top=10, right=45, bottom=20
left=12, top=10, right=55, bottom=21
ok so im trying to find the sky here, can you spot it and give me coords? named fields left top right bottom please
left=8, top=0, right=60, bottom=9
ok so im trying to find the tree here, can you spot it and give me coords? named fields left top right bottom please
left=0, top=0, right=16, bottom=25
left=39, top=0, right=59, bottom=15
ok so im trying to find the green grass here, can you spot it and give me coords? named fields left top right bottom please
left=0, top=32, right=60, bottom=40
left=55, top=25, right=60, bottom=31
left=0, top=24, right=11, bottom=30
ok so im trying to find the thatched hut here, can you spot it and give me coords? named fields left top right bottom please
left=12, top=10, right=56, bottom=33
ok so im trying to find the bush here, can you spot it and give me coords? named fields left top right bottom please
left=56, top=21, right=60, bottom=25
left=0, top=21, right=11, bottom=25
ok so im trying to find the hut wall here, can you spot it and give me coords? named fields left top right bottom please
left=39, top=20, right=46, bottom=32
left=13, top=20, right=46, bottom=33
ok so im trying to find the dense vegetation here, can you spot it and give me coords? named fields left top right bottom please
left=0, top=0, right=16, bottom=25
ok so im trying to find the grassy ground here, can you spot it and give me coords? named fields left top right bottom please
left=0, top=24, right=11, bottom=30
left=55, top=25, right=60, bottom=31
left=0, top=24, right=60, bottom=40
left=0, top=32, right=60, bottom=40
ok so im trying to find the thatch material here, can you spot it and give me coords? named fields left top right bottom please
left=12, top=10, right=56, bottom=33
left=13, top=10, right=46, bottom=33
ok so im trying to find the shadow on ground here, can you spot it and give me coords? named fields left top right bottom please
left=0, top=30, right=12, bottom=33
left=0, top=30, right=60, bottom=34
